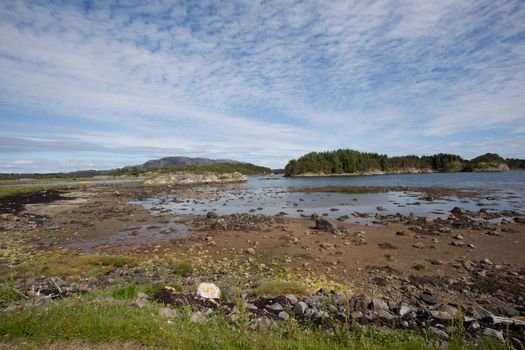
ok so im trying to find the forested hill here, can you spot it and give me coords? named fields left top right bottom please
left=284, top=150, right=524, bottom=177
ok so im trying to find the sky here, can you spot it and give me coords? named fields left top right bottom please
left=1, top=0, right=524, bottom=173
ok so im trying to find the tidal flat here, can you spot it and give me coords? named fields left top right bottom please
left=0, top=173, right=524, bottom=349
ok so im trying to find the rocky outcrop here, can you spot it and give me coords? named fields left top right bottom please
left=470, top=163, right=510, bottom=172
left=144, top=172, right=247, bottom=185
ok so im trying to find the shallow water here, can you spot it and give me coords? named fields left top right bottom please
left=134, top=171, right=525, bottom=223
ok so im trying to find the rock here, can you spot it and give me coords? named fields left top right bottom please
left=451, top=207, right=466, bottom=216
left=0, top=213, right=18, bottom=221
left=197, top=283, right=221, bottom=299
left=293, top=301, right=308, bottom=315
left=132, top=292, right=149, bottom=308
left=159, top=307, right=178, bottom=319
left=304, top=308, right=316, bottom=318
left=246, top=247, right=256, bottom=255
left=268, top=303, right=284, bottom=312
left=421, top=291, right=440, bottom=305
left=395, top=303, right=414, bottom=317
left=315, top=218, right=340, bottom=234
left=370, top=297, right=389, bottom=312
left=278, top=311, right=290, bottom=320
left=252, top=316, right=272, bottom=331
left=377, top=309, right=395, bottom=320
left=206, top=211, right=218, bottom=219
left=482, top=328, right=504, bottom=342
left=429, top=326, right=449, bottom=339
left=246, top=303, right=258, bottom=312
left=211, top=218, right=228, bottom=230
left=413, top=242, right=425, bottom=249
left=190, top=311, right=207, bottom=324
left=145, top=172, right=248, bottom=185
left=286, top=294, right=298, bottom=305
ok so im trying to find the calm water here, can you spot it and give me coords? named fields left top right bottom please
left=135, top=171, right=525, bottom=223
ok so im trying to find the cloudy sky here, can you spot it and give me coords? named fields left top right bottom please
left=1, top=0, right=524, bottom=172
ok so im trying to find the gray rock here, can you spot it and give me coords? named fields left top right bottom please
left=429, top=326, right=449, bottom=339
left=304, top=308, right=316, bottom=318
left=371, top=297, right=389, bottom=312
left=482, top=328, right=504, bottom=342
left=131, top=292, right=149, bottom=309
left=190, top=311, right=207, bottom=324
left=278, top=311, right=290, bottom=321
left=159, top=307, right=178, bottom=319
left=286, top=294, right=298, bottom=305
left=315, top=218, right=340, bottom=234
left=246, top=303, right=258, bottom=311
left=252, top=316, right=272, bottom=331
left=206, top=211, right=218, bottom=219
left=421, top=291, right=440, bottom=305
left=293, top=301, right=308, bottom=315
left=395, top=303, right=414, bottom=317
left=268, top=303, right=284, bottom=312
left=305, top=296, right=322, bottom=307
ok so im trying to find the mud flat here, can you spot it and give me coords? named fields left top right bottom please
left=1, top=182, right=524, bottom=347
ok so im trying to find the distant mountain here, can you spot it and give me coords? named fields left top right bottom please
left=0, top=156, right=268, bottom=179
left=132, top=156, right=242, bottom=170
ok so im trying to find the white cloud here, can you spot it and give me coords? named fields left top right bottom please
left=0, top=0, right=524, bottom=172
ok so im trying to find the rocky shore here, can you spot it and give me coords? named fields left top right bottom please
left=1, top=183, right=524, bottom=348
left=145, top=171, right=248, bottom=185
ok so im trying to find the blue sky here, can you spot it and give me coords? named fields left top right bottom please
left=1, top=0, right=524, bottom=172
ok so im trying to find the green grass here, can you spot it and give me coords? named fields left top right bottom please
left=0, top=284, right=24, bottom=309
left=0, top=185, right=72, bottom=198
left=2, top=254, right=137, bottom=281
left=0, top=286, right=509, bottom=350
left=252, top=278, right=309, bottom=297
left=0, top=294, right=484, bottom=350
left=174, top=261, right=193, bottom=276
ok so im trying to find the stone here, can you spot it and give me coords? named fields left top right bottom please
left=190, top=311, right=207, bottom=324
left=395, top=303, right=414, bottom=317
left=286, top=294, right=298, bottom=305
left=197, top=283, right=221, bottom=299
left=315, top=218, right=340, bottom=234
left=304, top=308, right=316, bottom=318
left=269, top=303, right=284, bottom=312
left=246, top=303, right=258, bottom=311
left=413, top=242, right=425, bottom=249
left=132, top=292, right=149, bottom=308
left=482, top=328, right=504, bottom=342
left=429, top=326, right=449, bottom=339
left=206, top=211, right=218, bottom=219
left=246, top=247, right=256, bottom=255
left=159, top=307, right=178, bottom=319
left=293, top=301, right=308, bottom=315
left=278, top=311, right=290, bottom=321
left=370, top=297, right=389, bottom=312
left=253, top=316, right=272, bottom=331
left=421, top=291, right=440, bottom=305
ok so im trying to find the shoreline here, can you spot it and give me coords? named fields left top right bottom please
left=1, top=182, right=524, bottom=346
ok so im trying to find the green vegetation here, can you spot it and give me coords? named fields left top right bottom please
left=0, top=289, right=504, bottom=350
left=284, top=149, right=521, bottom=176
left=2, top=254, right=136, bottom=282
left=0, top=184, right=72, bottom=198
left=111, top=162, right=271, bottom=176
left=0, top=284, right=23, bottom=308
left=174, top=261, right=194, bottom=276
left=505, top=158, right=525, bottom=170
left=252, top=278, right=309, bottom=297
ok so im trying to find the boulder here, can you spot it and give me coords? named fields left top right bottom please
left=315, top=218, right=341, bottom=234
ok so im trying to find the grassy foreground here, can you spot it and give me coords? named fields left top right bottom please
left=0, top=288, right=507, bottom=350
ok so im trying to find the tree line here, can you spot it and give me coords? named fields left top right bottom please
left=284, top=149, right=524, bottom=176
